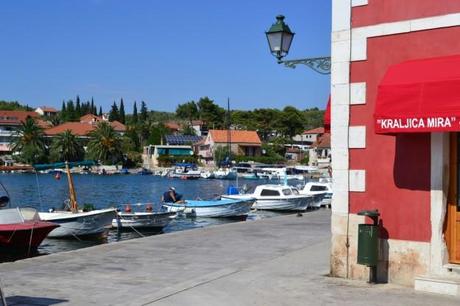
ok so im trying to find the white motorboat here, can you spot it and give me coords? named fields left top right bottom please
left=213, top=168, right=237, bottom=180
left=299, top=181, right=333, bottom=208
left=112, top=204, right=175, bottom=229
left=162, top=197, right=254, bottom=218
left=39, top=208, right=117, bottom=238
left=222, top=184, right=313, bottom=211
left=168, top=163, right=201, bottom=180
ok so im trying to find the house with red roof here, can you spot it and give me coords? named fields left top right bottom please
left=35, top=106, right=58, bottom=117
left=199, top=129, right=262, bottom=163
left=292, top=127, right=325, bottom=145
left=0, top=110, right=40, bottom=153
left=44, top=115, right=126, bottom=138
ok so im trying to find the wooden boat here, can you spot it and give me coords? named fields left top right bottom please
left=222, top=184, right=313, bottom=211
left=112, top=204, right=175, bottom=229
left=34, top=161, right=117, bottom=238
left=0, top=206, right=58, bottom=251
left=162, top=197, right=254, bottom=218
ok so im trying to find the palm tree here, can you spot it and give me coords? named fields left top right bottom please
left=87, top=122, right=123, bottom=164
left=50, top=130, right=85, bottom=162
left=11, top=117, right=47, bottom=164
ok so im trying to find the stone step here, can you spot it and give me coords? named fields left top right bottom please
left=415, top=274, right=460, bottom=296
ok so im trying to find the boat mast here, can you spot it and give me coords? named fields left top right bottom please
left=65, top=162, right=78, bottom=213
left=227, top=97, right=231, bottom=166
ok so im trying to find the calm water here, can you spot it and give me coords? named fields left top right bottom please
left=0, top=173, right=303, bottom=259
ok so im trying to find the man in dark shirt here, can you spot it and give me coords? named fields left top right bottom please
left=162, top=187, right=183, bottom=203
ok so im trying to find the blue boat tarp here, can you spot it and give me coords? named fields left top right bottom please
left=183, top=198, right=254, bottom=207
left=33, top=160, right=95, bottom=171
left=174, top=163, right=197, bottom=167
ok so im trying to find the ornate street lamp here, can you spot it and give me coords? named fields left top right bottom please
left=265, top=15, right=331, bottom=75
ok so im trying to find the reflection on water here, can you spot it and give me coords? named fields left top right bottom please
left=0, top=173, right=308, bottom=261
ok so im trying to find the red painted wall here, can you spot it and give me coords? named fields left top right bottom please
left=349, top=27, right=460, bottom=242
left=352, top=0, right=460, bottom=27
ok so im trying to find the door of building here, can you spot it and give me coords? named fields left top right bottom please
left=446, top=133, right=460, bottom=263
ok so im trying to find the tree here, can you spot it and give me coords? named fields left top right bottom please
left=87, top=122, right=123, bottom=164
left=109, top=102, right=119, bottom=122
left=61, top=100, right=67, bottom=121
left=176, top=101, right=198, bottom=125
left=140, top=101, right=148, bottom=122
left=98, top=106, right=103, bottom=117
left=75, top=95, right=81, bottom=118
left=197, top=97, right=225, bottom=129
left=213, top=145, right=231, bottom=167
left=253, top=108, right=280, bottom=141
left=66, top=100, right=77, bottom=121
left=10, top=117, right=47, bottom=164
left=119, top=98, right=126, bottom=124
left=276, top=106, right=305, bottom=138
left=132, top=101, right=138, bottom=124
left=181, top=125, right=196, bottom=136
left=90, top=97, right=97, bottom=115
left=50, top=130, right=85, bottom=162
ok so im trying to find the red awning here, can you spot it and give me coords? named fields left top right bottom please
left=324, top=96, right=331, bottom=133
left=374, top=55, right=460, bottom=134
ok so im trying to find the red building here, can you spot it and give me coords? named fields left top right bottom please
left=331, top=0, right=460, bottom=295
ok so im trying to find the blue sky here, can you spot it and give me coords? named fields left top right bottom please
left=0, top=1, right=331, bottom=113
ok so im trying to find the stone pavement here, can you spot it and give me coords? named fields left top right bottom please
left=0, top=209, right=459, bottom=305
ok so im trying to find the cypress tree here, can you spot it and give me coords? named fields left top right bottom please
left=109, top=101, right=119, bottom=121
left=98, top=106, right=103, bottom=117
left=61, top=100, right=67, bottom=121
left=75, top=95, right=81, bottom=117
left=132, top=101, right=138, bottom=124
left=140, top=101, right=148, bottom=122
left=90, top=97, right=96, bottom=115
left=66, top=100, right=76, bottom=121
left=119, top=98, right=126, bottom=124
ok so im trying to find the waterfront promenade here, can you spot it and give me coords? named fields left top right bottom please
left=1, top=209, right=459, bottom=305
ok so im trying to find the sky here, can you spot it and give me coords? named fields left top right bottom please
left=0, top=1, right=331, bottom=113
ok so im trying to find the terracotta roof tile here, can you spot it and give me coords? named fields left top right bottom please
left=165, top=121, right=180, bottom=130
left=313, top=133, right=330, bottom=148
left=0, top=110, right=38, bottom=125
left=303, top=127, right=324, bottom=134
left=209, top=130, right=261, bottom=144
left=110, top=120, right=126, bottom=132
left=80, top=114, right=102, bottom=123
left=44, top=122, right=96, bottom=136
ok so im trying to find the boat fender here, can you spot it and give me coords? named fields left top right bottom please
left=124, top=204, right=132, bottom=213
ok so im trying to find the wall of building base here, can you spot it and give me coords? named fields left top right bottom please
left=331, top=213, right=431, bottom=286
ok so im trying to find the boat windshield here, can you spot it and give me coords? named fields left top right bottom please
left=282, top=188, right=293, bottom=196
left=0, top=207, right=39, bottom=223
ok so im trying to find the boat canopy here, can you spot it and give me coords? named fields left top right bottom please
left=32, top=160, right=96, bottom=171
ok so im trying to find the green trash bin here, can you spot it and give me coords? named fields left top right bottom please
left=357, top=209, right=380, bottom=283
left=357, top=223, right=379, bottom=266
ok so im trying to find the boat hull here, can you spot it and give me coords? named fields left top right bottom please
left=222, top=194, right=312, bottom=211
left=39, top=208, right=117, bottom=238
left=112, top=211, right=175, bottom=229
left=163, top=198, right=254, bottom=218
left=0, top=221, right=59, bottom=250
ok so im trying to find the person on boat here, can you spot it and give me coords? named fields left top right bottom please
left=162, top=187, right=184, bottom=203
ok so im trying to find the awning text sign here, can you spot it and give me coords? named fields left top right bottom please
left=375, top=116, right=460, bottom=133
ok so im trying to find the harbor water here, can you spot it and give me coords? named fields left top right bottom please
left=0, top=173, right=307, bottom=259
